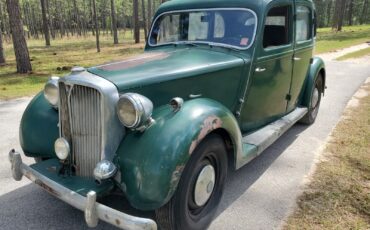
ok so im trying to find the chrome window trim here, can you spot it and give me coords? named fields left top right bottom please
left=58, top=71, right=125, bottom=162
left=148, top=8, right=258, bottom=51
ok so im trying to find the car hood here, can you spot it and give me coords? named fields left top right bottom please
left=88, top=48, right=245, bottom=91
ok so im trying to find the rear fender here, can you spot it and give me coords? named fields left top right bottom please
left=301, top=57, right=326, bottom=107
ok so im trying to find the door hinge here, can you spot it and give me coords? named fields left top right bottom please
left=286, top=94, right=292, bottom=101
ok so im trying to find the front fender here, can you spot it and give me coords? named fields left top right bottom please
left=116, top=98, right=242, bottom=210
left=20, top=92, right=59, bottom=158
left=301, top=56, right=326, bottom=107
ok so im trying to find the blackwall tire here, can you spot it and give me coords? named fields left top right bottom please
left=300, top=74, right=323, bottom=125
left=155, top=134, right=228, bottom=230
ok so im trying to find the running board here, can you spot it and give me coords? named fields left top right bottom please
left=236, top=107, right=308, bottom=169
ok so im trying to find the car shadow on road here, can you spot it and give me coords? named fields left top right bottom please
left=214, top=123, right=309, bottom=218
left=0, top=124, right=308, bottom=230
left=0, top=183, right=117, bottom=229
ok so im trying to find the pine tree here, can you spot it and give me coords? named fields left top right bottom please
left=111, top=0, right=118, bottom=44
left=40, top=0, right=51, bottom=46
left=0, top=26, right=5, bottom=65
left=6, top=0, right=32, bottom=73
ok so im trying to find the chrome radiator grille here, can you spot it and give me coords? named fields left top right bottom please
left=59, top=82, right=102, bottom=178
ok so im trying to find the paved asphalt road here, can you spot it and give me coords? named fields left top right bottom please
left=0, top=60, right=369, bottom=230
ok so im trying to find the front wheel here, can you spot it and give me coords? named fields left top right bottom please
left=156, top=134, right=228, bottom=230
left=300, top=74, right=323, bottom=125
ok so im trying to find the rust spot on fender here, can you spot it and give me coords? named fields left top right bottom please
left=167, top=165, right=185, bottom=198
left=189, top=116, right=223, bottom=155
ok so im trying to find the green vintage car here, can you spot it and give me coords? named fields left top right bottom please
left=9, top=0, right=325, bottom=229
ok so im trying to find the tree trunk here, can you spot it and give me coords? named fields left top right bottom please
left=347, top=0, right=353, bottom=26
left=326, top=0, right=332, bottom=27
left=133, top=0, right=140, bottom=43
left=332, top=0, right=339, bottom=30
left=110, top=0, right=118, bottom=44
left=46, top=0, right=55, bottom=39
left=332, top=0, right=345, bottom=31
left=6, top=0, right=32, bottom=73
left=73, top=0, right=81, bottom=36
left=92, top=0, right=100, bottom=52
left=360, top=0, right=369, bottom=24
left=141, top=0, right=147, bottom=41
left=337, top=0, right=346, bottom=31
left=147, top=0, right=152, bottom=31
left=0, top=26, right=5, bottom=65
left=40, top=0, right=51, bottom=46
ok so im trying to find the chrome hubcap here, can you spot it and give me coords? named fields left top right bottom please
left=194, top=165, right=215, bottom=206
left=311, top=88, right=319, bottom=109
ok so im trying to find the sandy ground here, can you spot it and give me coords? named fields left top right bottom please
left=318, top=42, right=370, bottom=61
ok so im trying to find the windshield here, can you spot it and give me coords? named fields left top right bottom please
left=149, top=9, right=257, bottom=49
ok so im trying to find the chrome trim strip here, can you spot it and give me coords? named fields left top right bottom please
left=148, top=8, right=258, bottom=51
left=8, top=150, right=157, bottom=230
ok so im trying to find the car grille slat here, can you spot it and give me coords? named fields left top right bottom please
left=59, top=82, right=102, bottom=178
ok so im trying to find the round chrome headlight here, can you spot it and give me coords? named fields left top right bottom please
left=54, top=138, right=70, bottom=160
left=44, top=76, right=59, bottom=108
left=117, top=93, right=153, bottom=129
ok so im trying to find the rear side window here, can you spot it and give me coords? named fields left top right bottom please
left=296, top=6, right=312, bottom=42
left=263, top=5, right=291, bottom=48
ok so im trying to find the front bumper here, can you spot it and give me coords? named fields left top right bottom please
left=9, top=150, right=157, bottom=230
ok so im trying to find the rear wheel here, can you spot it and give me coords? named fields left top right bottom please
left=300, top=74, right=323, bottom=125
left=156, top=134, right=228, bottom=230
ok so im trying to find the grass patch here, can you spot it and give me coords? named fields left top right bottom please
left=0, top=30, right=145, bottom=100
left=315, top=24, right=370, bottom=54
left=336, top=47, right=370, bottom=61
left=284, top=83, right=370, bottom=229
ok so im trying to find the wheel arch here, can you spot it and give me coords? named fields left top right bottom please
left=301, top=57, right=326, bottom=107
left=210, top=128, right=237, bottom=169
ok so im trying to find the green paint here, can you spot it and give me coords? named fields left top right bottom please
left=18, top=0, right=324, bottom=212
left=31, top=159, right=114, bottom=197
left=20, top=92, right=59, bottom=159
left=115, top=98, right=242, bottom=210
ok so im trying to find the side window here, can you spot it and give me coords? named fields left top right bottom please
left=263, top=5, right=291, bottom=48
left=296, top=6, right=311, bottom=42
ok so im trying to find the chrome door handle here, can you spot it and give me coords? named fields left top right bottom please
left=293, top=57, right=301, bottom=61
left=255, top=67, right=266, bottom=72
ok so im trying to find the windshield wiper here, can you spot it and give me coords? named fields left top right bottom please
left=207, top=42, right=240, bottom=52
left=173, top=41, right=200, bottom=47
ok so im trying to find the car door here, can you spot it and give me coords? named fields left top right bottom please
left=287, top=1, right=314, bottom=112
left=240, top=2, right=294, bottom=132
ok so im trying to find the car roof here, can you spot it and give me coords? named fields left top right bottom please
left=155, top=0, right=314, bottom=17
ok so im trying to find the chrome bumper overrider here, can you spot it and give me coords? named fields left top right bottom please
left=8, top=150, right=157, bottom=230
